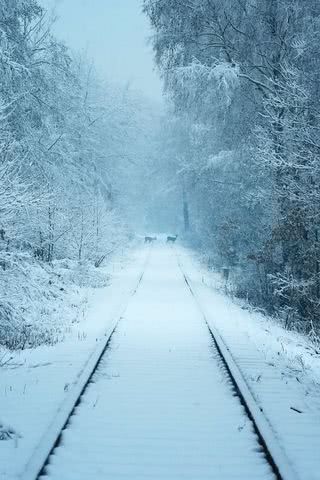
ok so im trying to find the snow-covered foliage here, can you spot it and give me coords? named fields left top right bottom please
left=144, top=0, right=320, bottom=336
left=0, top=0, right=153, bottom=349
left=170, top=61, right=240, bottom=106
left=0, top=252, right=97, bottom=350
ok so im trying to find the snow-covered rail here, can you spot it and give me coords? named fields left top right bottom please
left=20, top=246, right=300, bottom=480
left=177, top=255, right=300, bottom=480
left=20, top=253, right=149, bottom=480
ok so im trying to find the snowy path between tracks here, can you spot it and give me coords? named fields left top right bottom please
left=178, top=247, right=320, bottom=480
left=0, top=248, right=148, bottom=480
left=41, top=245, right=274, bottom=480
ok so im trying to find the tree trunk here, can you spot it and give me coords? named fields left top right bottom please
left=183, top=184, right=190, bottom=232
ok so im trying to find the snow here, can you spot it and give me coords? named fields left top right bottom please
left=1, top=244, right=319, bottom=479
left=40, top=245, right=273, bottom=479
left=0, top=248, right=147, bottom=480
left=177, top=247, right=320, bottom=480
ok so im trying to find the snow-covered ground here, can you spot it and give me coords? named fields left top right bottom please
left=41, top=245, right=274, bottom=480
left=0, top=248, right=147, bottom=480
left=1, top=244, right=319, bottom=479
left=178, top=247, right=320, bottom=480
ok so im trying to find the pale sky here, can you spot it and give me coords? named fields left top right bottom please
left=41, top=0, right=163, bottom=101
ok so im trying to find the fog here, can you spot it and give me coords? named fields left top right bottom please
left=41, top=0, right=163, bottom=101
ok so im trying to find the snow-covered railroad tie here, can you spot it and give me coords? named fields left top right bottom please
left=20, top=254, right=149, bottom=480
left=177, top=254, right=300, bottom=480
left=24, top=246, right=298, bottom=480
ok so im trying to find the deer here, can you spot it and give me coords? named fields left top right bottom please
left=144, top=236, right=157, bottom=243
left=166, top=234, right=178, bottom=243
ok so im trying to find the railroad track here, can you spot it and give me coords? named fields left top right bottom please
left=176, top=254, right=299, bottom=480
left=20, top=252, right=149, bottom=480
left=20, top=246, right=299, bottom=480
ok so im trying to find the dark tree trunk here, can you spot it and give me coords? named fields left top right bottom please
left=183, top=185, right=190, bottom=232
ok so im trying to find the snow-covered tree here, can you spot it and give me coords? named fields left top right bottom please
left=144, top=0, right=320, bottom=334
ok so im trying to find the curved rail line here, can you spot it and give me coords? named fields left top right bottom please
left=176, top=252, right=300, bottom=480
left=21, top=251, right=150, bottom=480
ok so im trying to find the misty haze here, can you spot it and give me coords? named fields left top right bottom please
left=0, top=1, right=319, bottom=479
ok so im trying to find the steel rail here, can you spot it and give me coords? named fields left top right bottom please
left=176, top=253, right=300, bottom=480
left=22, top=245, right=299, bottom=480
left=21, top=251, right=149, bottom=480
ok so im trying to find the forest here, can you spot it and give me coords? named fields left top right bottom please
left=1, top=0, right=320, bottom=352
left=143, top=0, right=320, bottom=339
left=0, top=0, right=159, bottom=349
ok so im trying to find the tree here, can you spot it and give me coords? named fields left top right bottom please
left=144, top=0, right=320, bottom=334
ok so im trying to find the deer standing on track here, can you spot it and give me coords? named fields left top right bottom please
left=144, top=236, right=157, bottom=243
left=166, top=235, right=178, bottom=244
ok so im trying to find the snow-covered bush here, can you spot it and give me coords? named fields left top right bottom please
left=0, top=252, right=70, bottom=349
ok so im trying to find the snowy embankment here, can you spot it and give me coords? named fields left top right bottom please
left=0, top=252, right=111, bottom=351
left=178, top=247, right=320, bottom=480
left=0, top=248, right=147, bottom=480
